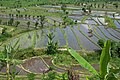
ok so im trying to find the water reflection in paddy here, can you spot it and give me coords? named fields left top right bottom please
left=2, top=12, right=120, bottom=51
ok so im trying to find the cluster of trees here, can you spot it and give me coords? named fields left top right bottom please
left=0, top=18, right=20, bottom=27
left=0, top=14, right=46, bottom=29
left=0, top=0, right=119, bottom=8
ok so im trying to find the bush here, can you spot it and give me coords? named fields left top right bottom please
left=0, top=32, right=12, bottom=42
left=111, top=41, right=120, bottom=57
left=97, top=39, right=105, bottom=48
left=105, top=16, right=116, bottom=28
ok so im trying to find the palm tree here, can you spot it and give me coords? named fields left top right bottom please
left=8, top=18, right=14, bottom=26
left=25, top=14, right=27, bottom=19
left=0, top=43, right=22, bottom=80
left=61, top=4, right=67, bottom=13
left=35, top=21, right=39, bottom=29
left=15, top=21, right=20, bottom=27
left=16, top=9, right=20, bottom=14
left=33, top=16, right=35, bottom=20
left=113, top=3, right=118, bottom=9
left=11, top=14, right=14, bottom=18
left=27, top=21, right=30, bottom=28
left=53, top=20, right=56, bottom=26
left=40, top=15, right=45, bottom=27
left=28, top=15, right=31, bottom=19
left=20, top=14, right=23, bottom=18
left=102, top=4, right=105, bottom=8
left=9, top=14, right=12, bottom=18
left=16, top=14, right=18, bottom=18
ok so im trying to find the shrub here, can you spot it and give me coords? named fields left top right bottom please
left=97, top=39, right=105, bottom=48
left=104, top=16, right=116, bottom=28
left=0, top=28, right=12, bottom=42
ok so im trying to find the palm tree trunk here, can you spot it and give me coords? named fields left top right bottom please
left=6, top=52, right=10, bottom=80
left=6, top=62, right=10, bottom=80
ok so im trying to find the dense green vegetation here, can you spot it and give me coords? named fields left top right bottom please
left=68, top=40, right=120, bottom=80
left=0, top=0, right=120, bottom=80
left=105, top=16, right=117, bottom=28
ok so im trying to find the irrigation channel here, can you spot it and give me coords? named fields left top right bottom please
left=0, top=8, right=120, bottom=76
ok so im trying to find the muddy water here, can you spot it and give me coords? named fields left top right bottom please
left=22, top=57, right=49, bottom=74
left=0, top=56, right=100, bottom=75
left=0, top=57, right=50, bottom=75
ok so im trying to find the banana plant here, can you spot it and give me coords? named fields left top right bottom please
left=68, top=40, right=120, bottom=80
left=0, top=39, right=22, bottom=80
left=46, top=32, right=58, bottom=55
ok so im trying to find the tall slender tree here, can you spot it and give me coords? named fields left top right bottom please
left=27, top=21, right=30, bottom=28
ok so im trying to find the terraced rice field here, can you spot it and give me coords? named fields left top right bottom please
left=1, top=10, right=119, bottom=51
